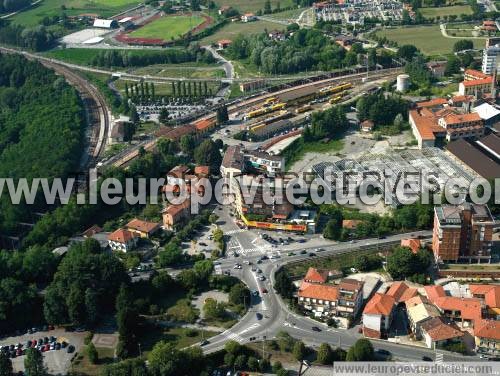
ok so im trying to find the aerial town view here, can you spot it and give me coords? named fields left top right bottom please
left=0, top=0, right=499, bottom=375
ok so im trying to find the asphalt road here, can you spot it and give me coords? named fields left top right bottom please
left=200, top=205, right=480, bottom=363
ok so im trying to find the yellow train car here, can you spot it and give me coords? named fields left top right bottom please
left=329, top=95, right=343, bottom=104
left=270, top=102, right=286, bottom=111
left=263, top=97, right=279, bottom=105
left=319, top=82, right=353, bottom=97
left=295, top=105, right=312, bottom=114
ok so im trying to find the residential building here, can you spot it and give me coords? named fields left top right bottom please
left=470, top=284, right=500, bottom=319
left=426, top=61, right=447, bottom=78
left=126, top=218, right=161, bottom=238
left=297, top=277, right=364, bottom=325
left=482, top=44, right=500, bottom=75
left=360, top=119, right=374, bottom=132
left=362, top=293, right=396, bottom=339
left=220, top=145, right=244, bottom=178
left=430, top=296, right=483, bottom=327
left=245, top=150, right=284, bottom=176
left=458, top=77, right=494, bottom=97
left=217, top=39, right=232, bottom=49
left=474, top=319, right=500, bottom=357
left=162, top=199, right=191, bottom=230
left=432, top=203, right=495, bottom=263
left=400, top=238, right=422, bottom=254
left=465, top=69, right=491, bottom=81
left=304, top=267, right=329, bottom=284
left=241, top=13, right=256, bottom=22
left=108, top=228, right=138, bottom=252
left=337, top=279, right=365, bottom=318
left=420, top=317, right=464, bottom=349
left=405, top=295, right=441, bottom=338
left=82, top=225, right=102, bottom=238
left=409, top=99, right=485, bottom=148
left=386, top=282, right=418, bottom=304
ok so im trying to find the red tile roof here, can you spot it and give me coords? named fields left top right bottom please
left=82, top=225, right=102, bottom=238
left=108, top=228, right=137, bottom=243
left=475, top=319, right=500, bottom=340
left=416, top=98, right=448, bottom=108
left=363, top=293, right=395, bottom=316
left=298, top=281, right=339, bottom=301
left=462, top=77, right=493, bottom=87
left=442, top=112, right=481, bottom=125
left=425, top=285, right=446, bottom=301
left=195, top=165, right=210, bottom=176
left=400, top=238, right=421, bottom=254
left=304, top=267, right=329, bottom=283
left=470, top=284, right=500, bottom=308
left=193, top=118, right=215, bottom=131
left=464, top=69, right=490, bottom=80
left=420, top=317, right=464, bottom=341
left=434, top=296, right=483, bottom=321
left=386, top=282, right=418, bottom=303
left=126, top=218, right=160, bottom=234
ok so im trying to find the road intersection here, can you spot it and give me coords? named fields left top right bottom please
left=199, top=205, right=478, bottom=362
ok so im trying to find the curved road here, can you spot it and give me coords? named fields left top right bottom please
left=200, top=206, right=480, bottom=363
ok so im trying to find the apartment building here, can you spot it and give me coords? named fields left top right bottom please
left=432, top=203, right=494, bottom=263
left=420, top=317, right=464, bottom=350
left=107, top=228, right=138, bottom=252
left=297, top=270, right=364, bottom=325
left=475, top=319, right=500, bottom=357
left=482, top=44, right=500, bottom=75
left=362, top=293, right=396, bottom=339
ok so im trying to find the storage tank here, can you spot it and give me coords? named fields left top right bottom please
left=396, top=74, right=410, bottom=92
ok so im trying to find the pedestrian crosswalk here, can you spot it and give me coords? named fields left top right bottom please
left=223, top=323, right=261, bottom=342
left=225, top=229, right=246, bottom=235
left=435, top=353, right=444, bottom=363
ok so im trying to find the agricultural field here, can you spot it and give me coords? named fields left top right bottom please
left=11, top=0, right=141, bottom=26
left=129, top=14, right=205, bottom=40
left=199, top=20, right=285, bottom=45
left=268, top=7, right=306, bottom=20
left=419, top=5, right=472, bottom=18
left=375, top=25, right=485, bottom=56
left=215, top=0, right=294, bottom=13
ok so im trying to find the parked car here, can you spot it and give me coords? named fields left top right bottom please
left=311, top=326, right=321, bottom=332
left=256, top=313, right=263, bottom=320
left=67, top=345, right=75, bottom=353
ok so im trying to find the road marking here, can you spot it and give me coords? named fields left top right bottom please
left=225, top=229, right=246, bottom=235
left=238, top=323, right=261, bottom=336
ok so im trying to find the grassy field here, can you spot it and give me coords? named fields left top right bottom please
left=11, top=0, right=141, bottom=26
left=267, top=7, right=305, bottom=20
left=215, top=0, right=294, bottom=13
left=375, top=25, right=485, bottom=56
left=200, top=20, right=285, bottom=44
left=420, top=5, right=472, bottom=18
left=131, top=65, right=226, bottom=79
left=71, top=346, right=115, bottom=376
left=130, top=14, right=204, bottom=40
left=284, top=137, right=344, bottom=170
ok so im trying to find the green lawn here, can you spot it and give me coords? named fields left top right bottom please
left=283, top=137, right=344, bottom=170
left=131, top=65, right=226, bottom=79
left=267, top=7, right=305, bottom=20
left=420, top=5, right=472, bottom=18
left=375, top=25, right=485, bottom=56
left=130, top=15, right=204, bottom=40
left=199, top=20, right=285, bottom=44
left=11, top=0, right=141, bottom=26
left=215, top=0, right=294, bottom=13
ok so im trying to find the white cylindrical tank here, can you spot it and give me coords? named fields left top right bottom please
left=396, top=74, right=410, bottom=92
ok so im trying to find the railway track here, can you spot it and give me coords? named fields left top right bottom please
left=110, top=68, right=402, bottom=168
left=0, top=46, right=110, bottom=170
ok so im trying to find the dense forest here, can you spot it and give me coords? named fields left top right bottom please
left=89, top=45, right=215, bottom=68
left=226, top=29, right=361, bottom=74
left=0, top=21, right=57, bottom=51
left=0, top=53, right=85, bottom=234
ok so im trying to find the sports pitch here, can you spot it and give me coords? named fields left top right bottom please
left=129, top=15, right=205, bottom=41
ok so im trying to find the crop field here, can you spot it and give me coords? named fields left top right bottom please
left=375, top=25, right=485, bottom=56
left=11, top=0, right=141, bottom=26
left=114, top=79, right=221, bottom=97
left=215, top=0, right=294, bottom=12
left=129, top=14, right=204, bottom=40
left=419, top=5, right=472, bottom=18
left=199, top=20, right=285, bottom=44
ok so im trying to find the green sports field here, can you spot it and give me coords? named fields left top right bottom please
left=129, top=15, right=204, bottom=40
left=375, top=25, right=485, bottom=56
left=11, top=0, right=141, bottom=26
left=419, top=5, right=472, bottom=18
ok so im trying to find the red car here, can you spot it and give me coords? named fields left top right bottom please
left=261, top=288, right=268, bottom=294
left=44, top=344, right=50, bottom=352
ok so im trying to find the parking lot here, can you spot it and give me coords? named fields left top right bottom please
left=0, top=328, right=86, bottom=374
